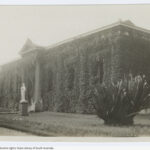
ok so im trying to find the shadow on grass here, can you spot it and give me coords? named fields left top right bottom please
left=0, top=113, right=150, bottom=137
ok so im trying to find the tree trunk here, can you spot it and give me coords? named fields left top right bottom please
left=104, top=117, right=134, bottom=126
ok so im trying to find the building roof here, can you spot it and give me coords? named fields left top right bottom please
left=19, top=38, right=45, bottom=56
left=122, top=19, right=135, bottom=26
left=46, top=19, right=150, bottom=50
left=19, top=19, right=150, bottom=55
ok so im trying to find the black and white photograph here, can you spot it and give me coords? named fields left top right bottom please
left=0, top=4, right=150, bottom=138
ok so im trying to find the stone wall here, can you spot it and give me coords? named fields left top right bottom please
left=40, top=25, right=121, bottom=113
left=1, top=24, right=149, bottom=113
left=0, top=56, right=36, bottom=111
left=119, top=25, right=150, bottom=81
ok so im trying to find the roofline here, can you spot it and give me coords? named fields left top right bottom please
left=46, top=21, right=150, bottom=50
left=19, top=47, right=45, bottom=56
left=0, top=57, right=21, bottom=68
left=19, top=20, right=150, bottom=55
left=46, top=21, right=121, bottom=50
left=120, top=22, right=150, bottom=35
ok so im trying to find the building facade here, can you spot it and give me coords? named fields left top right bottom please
left=0, top=20, right=150, bottom=113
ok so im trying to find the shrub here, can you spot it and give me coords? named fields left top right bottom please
left=92, top=75, right=150, bottom=126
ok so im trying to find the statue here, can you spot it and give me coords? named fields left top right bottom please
left=20, top=83, right=28, bottom=116
left=20, top=83, right=27, bottom=103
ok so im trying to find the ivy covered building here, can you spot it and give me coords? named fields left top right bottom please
left=1, top=20, right=150, bottom=113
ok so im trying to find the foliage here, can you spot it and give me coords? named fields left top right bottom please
left=92, top=75, right=150, bottom=126
left=0, top=57, right=35, bottom=111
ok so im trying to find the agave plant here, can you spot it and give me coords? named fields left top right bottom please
left=92, top=75, right=150, bottom=126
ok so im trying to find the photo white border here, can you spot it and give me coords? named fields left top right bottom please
left=0, top=1, right=150, bottom=149
left=0, top=0, right=149, bottom=5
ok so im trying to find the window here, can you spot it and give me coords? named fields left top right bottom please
left=99, top=58, right=104, bottom=84
left=91, top=56, right=104, bottom=84
left=47, top=70, right=53, bottom=91
left=67, top=66, right=75, bottom=90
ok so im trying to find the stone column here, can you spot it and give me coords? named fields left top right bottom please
left=77, top=49, right=89, bottom=113
left=34, top=59, right=43, bottom=112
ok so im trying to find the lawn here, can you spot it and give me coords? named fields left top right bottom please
left=0, top=112, right=150, bottom=136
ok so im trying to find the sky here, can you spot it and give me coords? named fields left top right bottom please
left=0, top=5, right=150, bottom=65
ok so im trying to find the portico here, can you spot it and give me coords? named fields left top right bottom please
left=19, top=38, right=44, bottom=112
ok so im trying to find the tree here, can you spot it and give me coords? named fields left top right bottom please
left=92, top=75, right=150, bottom=126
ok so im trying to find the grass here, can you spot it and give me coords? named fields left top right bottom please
left=0, top=112, right=150, bottom=136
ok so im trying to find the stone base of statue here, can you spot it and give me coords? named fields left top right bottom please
left=20, top=100, right=29, bottom=116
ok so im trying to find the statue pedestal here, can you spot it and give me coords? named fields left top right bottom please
left=20, top=100, right=29, bottom=116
